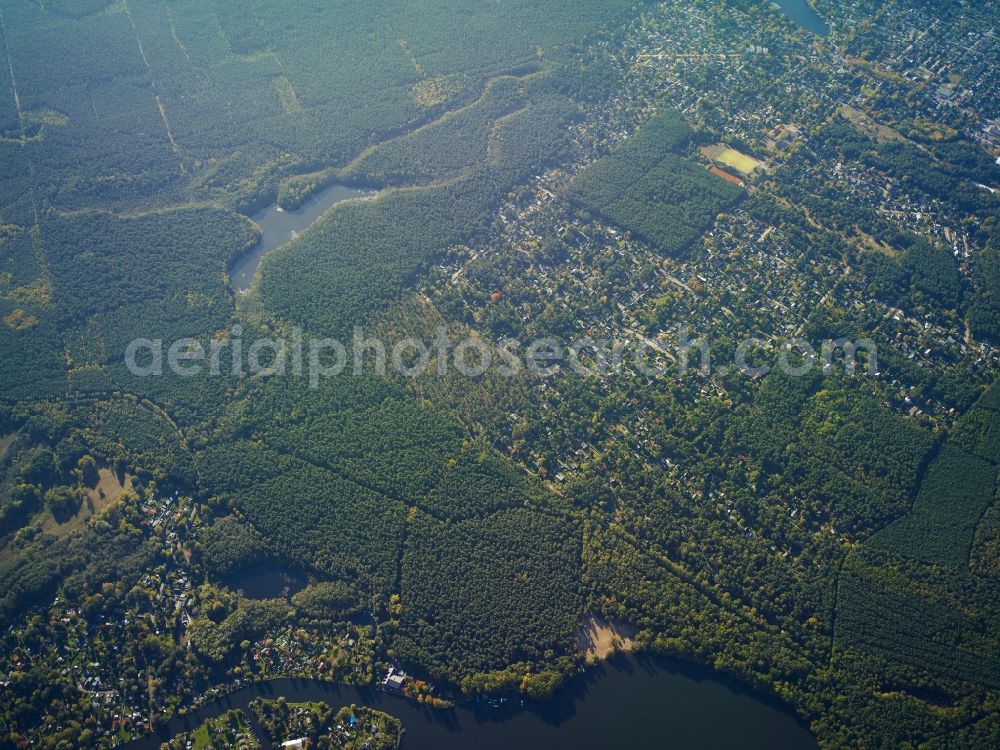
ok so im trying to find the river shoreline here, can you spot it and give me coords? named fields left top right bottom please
left=118, top=652, right=816, bottom=750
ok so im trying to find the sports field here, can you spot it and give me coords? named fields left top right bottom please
left=718, top=147, right=763, bottom=175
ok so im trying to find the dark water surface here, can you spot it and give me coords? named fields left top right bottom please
left=223, top=563, right=308, bottom=600
left=773, top=0, right=830, bottom=35
left=228, top=183, right=374, bottom=293
left=121, top=653, right=816, bottom=749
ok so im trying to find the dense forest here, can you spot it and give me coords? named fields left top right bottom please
left=568, top=109, right=744, bottom=256
left=255, top=71, right=582, bottom=339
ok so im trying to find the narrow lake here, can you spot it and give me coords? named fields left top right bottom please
left=773, top=0, right=830, bottom=35
left=121, top=653, right=816, bottom=750
left=229, top=183, right=374, bottom=293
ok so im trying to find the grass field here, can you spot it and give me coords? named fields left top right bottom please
left=273, top=76, right=302, bottom=115
left=718, top=147, right=763, bottom=175
left=41, top=468, right=134, bottom=539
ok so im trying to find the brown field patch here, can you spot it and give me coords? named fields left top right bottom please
left=575, top=614, right=637, bottom=664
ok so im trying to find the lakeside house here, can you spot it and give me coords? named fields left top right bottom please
left=383, top=667, right=409, bottom=692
